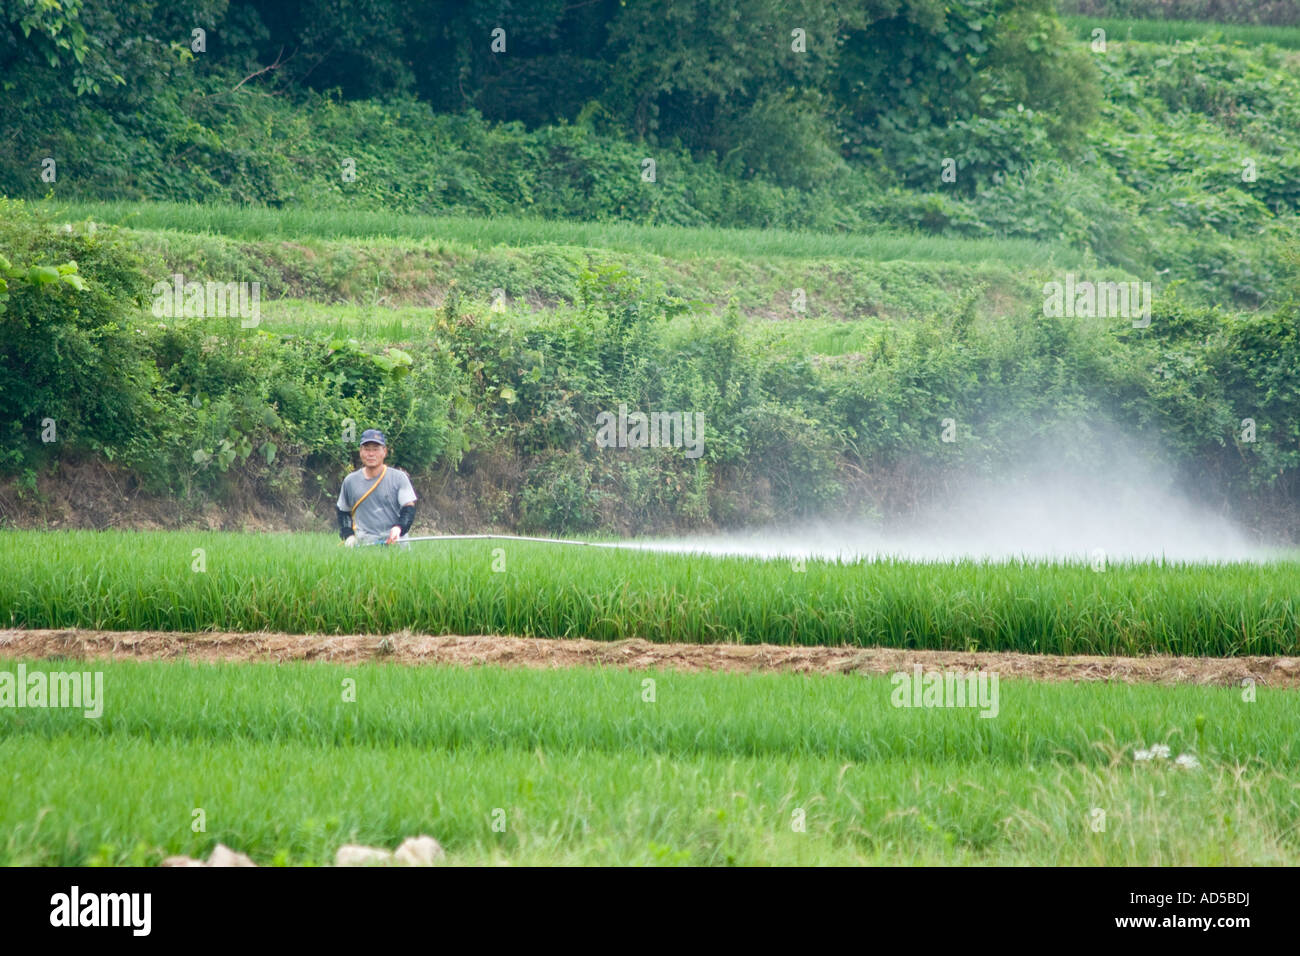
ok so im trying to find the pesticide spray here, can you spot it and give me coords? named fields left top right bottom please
left=369, top=427, right=1283, bottom=563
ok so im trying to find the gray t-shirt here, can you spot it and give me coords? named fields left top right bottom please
left=337, top=465, right=417, bottom=542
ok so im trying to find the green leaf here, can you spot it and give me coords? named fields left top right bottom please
left=29, top=266, right=60, bottom=285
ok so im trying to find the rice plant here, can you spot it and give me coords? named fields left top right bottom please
left=2, top=531, right=1296, bottom=656
left=47, top=200, right=1090, bottom=268
left=1063, top=16, right=1300, bottom=49
left=1, top=659, right=1294, bottom=865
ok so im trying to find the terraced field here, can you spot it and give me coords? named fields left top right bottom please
left=2, top=530, right=1297, bottom=865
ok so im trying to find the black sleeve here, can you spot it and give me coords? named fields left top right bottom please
left=337, top=508, right=353, bottom=540
left=397, top=502, right=416, bottom=536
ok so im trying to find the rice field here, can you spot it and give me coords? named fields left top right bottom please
left=49, top=200, right=1091, bottom=268
left=3, top=531, right=1297, bottom=656
left=1063, top=16, right=1300, bottom=50
left=2, top=658, right=1295, bottom=866
left=9, top=15, right=1300, bottom=880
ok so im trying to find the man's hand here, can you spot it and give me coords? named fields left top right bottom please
left=344, top=535, right=357, bottom=548
left=385, top=525, right=401, bottom=545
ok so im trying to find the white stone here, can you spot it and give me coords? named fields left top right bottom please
left=335, top=844, right=394, bottom=866
left=207, top=844, right=256, bottom=867
left=394, top=835, right=445, bottom=866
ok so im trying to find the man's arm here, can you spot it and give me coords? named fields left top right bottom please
left=396, top=501, right=416, bottom=536
left=386, top=470, right=418, bottom=543
left=336, top=480, right=354, bottom=542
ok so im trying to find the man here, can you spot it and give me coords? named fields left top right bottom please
left=336, top=429, right=418, bottom=547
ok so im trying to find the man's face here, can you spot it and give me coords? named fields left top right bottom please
left=360, top=442, right=387, bottom=468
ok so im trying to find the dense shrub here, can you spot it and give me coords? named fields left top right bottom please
left=0, top=200, right=159, bottom=476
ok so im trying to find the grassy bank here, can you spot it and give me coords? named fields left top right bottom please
left=46, top=199, right=1104, bottom=323
left=119, top=228, right=1077, bottom=321
left=239, top=299, right=917, bottom=357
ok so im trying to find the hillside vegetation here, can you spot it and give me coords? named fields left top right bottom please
left=3, top=3, right=1298, bottom=305
left=3, top=198, right=1297, bottom=540
left=2, top=3, right=1298, bottom=540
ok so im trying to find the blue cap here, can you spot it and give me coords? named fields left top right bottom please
left=359, top=429, right=386, bottom=447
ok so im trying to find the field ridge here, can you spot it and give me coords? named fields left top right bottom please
left=4, top=627, right=1298, bottom=688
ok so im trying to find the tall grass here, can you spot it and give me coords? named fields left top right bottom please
left=194, top=299, right=896, bottom=356
left=2, top=531, right=1297, bottom=656
left=1063, top=15, right=1300, bottom=48
left=246, top=301, right=436, bottom=343
left=47, top=200, right=1091, bottom=268
left=1, top=659, right=1294, bottom=865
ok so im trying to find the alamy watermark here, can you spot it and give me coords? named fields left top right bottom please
left=151, top=273, right=261, bottom=327
left=595, top=404, right=704, bottom=459
left=50, top=886, right=150, bottom=936
left=889, top=664, right=999, bottom=718
left=1043, top=273, right=1151, bottom=327
left=1, top=663, right=103, bottom=718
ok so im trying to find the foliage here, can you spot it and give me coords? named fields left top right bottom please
left=0, top=199, right=158, bottom=473
left=834, top=0, right=1099, bottom=189
left=4, top=3, right=1299, bottom=305
left=1, top=1, right=1102, bottom=213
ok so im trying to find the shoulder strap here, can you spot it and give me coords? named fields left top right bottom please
left=350, top=464, right=387, bottom=533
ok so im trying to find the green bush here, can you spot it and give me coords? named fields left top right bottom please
left=519, top=454, right=602, bottom=535
left=0, top=200, right=159, bottom=473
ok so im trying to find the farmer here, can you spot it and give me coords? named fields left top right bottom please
left=337, top=429, right=418, bottom=547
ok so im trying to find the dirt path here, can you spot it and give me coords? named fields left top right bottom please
left=1, top=628, right=1297, bottom=688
